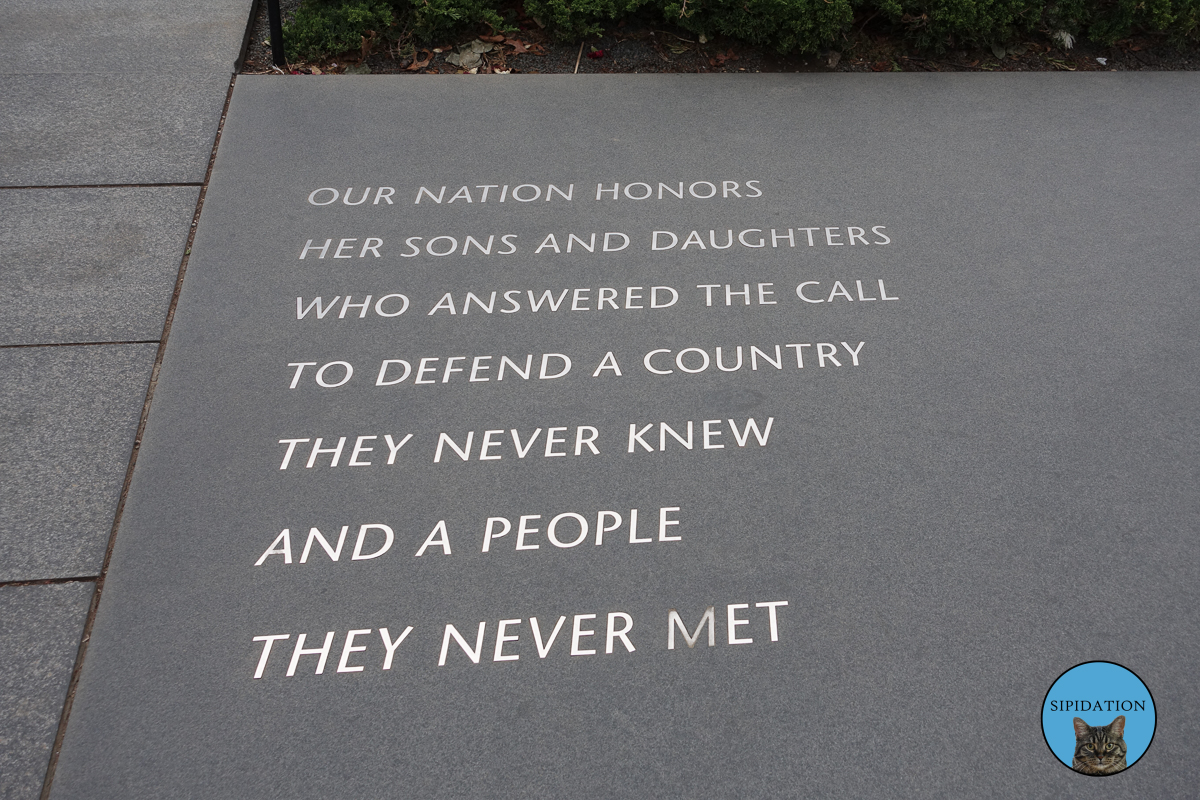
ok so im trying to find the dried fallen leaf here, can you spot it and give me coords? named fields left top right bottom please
left=407, top=49, right=433, bottom=71
left=310, top=66, right=323, bottom=75
left=446, top=42, right=486, bottom=69
left=505, top=38, right=543, bottom=55
left=479, top=34, right=506, bottom=43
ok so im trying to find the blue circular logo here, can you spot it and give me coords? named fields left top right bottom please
left=1042, top=661, right=1156, bottom=776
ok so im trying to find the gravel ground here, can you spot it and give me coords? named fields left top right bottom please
left=240, top=1, right=1200, bottom=76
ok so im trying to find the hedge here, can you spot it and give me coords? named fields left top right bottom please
left=283, top=0, right=1199, bottom=61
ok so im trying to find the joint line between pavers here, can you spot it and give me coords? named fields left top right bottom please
left=37, top=72, right=239, bottom=800
left=0, top=183, right=203, bottom=191
left=0, top=341, right=160, bottom=350
left=0, top=576, right=99, bottom=589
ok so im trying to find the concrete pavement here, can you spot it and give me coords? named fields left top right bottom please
left=0, top=1, right=254, bottom=796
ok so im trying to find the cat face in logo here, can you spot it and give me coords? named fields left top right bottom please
left=1072, top=715, right=1128, bottom=775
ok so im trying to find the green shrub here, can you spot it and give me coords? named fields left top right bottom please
left=523, top=0, right=650, bottom=40
left=667, top=0, right=853, bottom=52
left=1082, top=0, right=1200, bottom=44
left=284, top=0, right=510, bottom=58
left=282, top=0, right=1199, bottom=60
left=283, top=0, right=396, bottom=61
left=522, top=0, right=851, bottom=50
left=874, top=0, right=1199, bottom=50
left=872, top=0, right=1043, bottom=50
left=405, top=0, right=508, bottom=43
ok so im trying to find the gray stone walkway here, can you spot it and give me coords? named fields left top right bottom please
left=4, top=4, right=1198, bottom=795
left=0, top=1, right=253, bottom=796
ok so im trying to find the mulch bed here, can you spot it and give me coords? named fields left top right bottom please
left=240, top=2, right=1200, bottom=76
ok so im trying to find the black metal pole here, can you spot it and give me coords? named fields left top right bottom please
left=267, top=0, right=286, bottom=67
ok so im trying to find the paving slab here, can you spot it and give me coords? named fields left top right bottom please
left=0, top=73, right=230, bottom=187
left=0, top=581, right=93, bottom=800
left=0, top=344, right=156, bottom=581
left=0, top=0, right=251, bottom=75
left=0, top=187, right=197, bottom=345
left=51, top=74, right=1200, bottom=798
